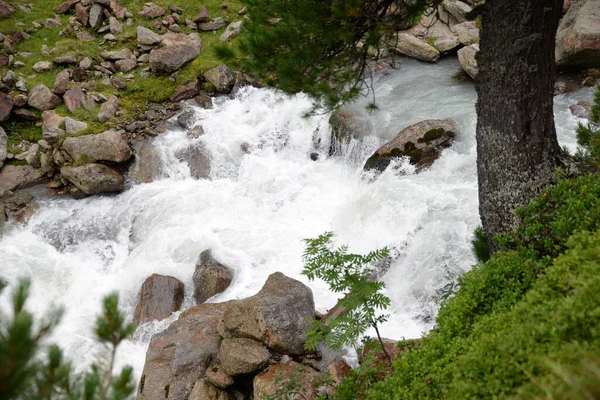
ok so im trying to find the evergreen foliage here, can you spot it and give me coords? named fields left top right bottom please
left=301, top=232, right=391, bottom=353
left=471, top=226, right=490, bottom=263
left=0, top=279, right=135, bottom=400
left=576, top=84, right=600, bottom=168
left=217, top=0, right=432, bottom=110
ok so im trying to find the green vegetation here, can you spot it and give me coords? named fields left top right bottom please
left=0, top=278, right=135, bottom=399
left=577, top=84, right=600, bottom=168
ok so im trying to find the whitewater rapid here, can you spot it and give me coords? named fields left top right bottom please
left=0, top=58, right=592, bottom=378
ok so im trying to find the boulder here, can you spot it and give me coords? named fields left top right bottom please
left=389, top=33, right=440, bottom=63
left=193, top=250, right=234, bottom=304
left=442, top=0, right=472, bottom=23
left=253, top=362, right=318, bottom=400
left=75, top=3, right=88, bottom=26
left=0, top=0, right=15, bottom=18
left=64, top=117, right=88, bottom=134
left=13, top=108, right=39, bottom=122
left=178, top=112, right=197, bottom=130
left=53, top=69, right=71, bottom=95
left=205, top=365, right=234, bottom=389
left=328, top=110, right=372, bottom=155
left=43, top=127, right=66, bottom=146
left=89, top=4, right=105, bottom=30
left=170, top=79, right=201, bottom=103
left=204, top=64, right=235, bottom=93
left=42, top=110, right=64, bottom=129
left=133, top=274, right=185, bottom=326
left=54, top=0, right=79, bottom=14
left=115, top=59, right=136, bottom=72
left=128, top=141, right=162, bottom=184
left=457, top=43, right=479, bottom=80
left=0, top=127, right=6, bottom=169
left=140, top=2, right=166, bottom=18
left=98, top=95, right=119, bottom=122
left=109, top=1, right=127, bottom=20
left=60, top=163, right=125, bottom=194
left=434, top=35, right=460, bottom=54
left=33, top=61, right=53, bottom=72
left=149, top=32, right=202, bottom=73
left=556, top=0, right=600, bottom=68
left=0, top=92, right=14, bottom=121
left=109, top=16, right=123, bottom=34
left=0, top=165, right=47, bottom=191
left=188, top=379, right=234, bottom=400
left=137, top=25, right=162, bottom=46
left=218, top=338, right=270, bottom=376
left=61, top=130, right=132, bottom=163
left=219, top=272, right=315, bottom=355
left=570, top=101, right=591, bottom=119
left=138, top=302, right=232, bottom=400
left=219, top=21, right=243, bottom=42
left=63, top=86, right=95, bottom=113
left=454, top=21, right=479, bottom=45
left=198, top=17, right=226, bottom=31
left=12, top=94, right=27, bottom=107
left=27, top=84, right=62, bottom=111
left=364, top=119, right=459, bottom=172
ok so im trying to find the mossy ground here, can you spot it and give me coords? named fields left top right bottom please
left=0, top=0, right=244, bottom=149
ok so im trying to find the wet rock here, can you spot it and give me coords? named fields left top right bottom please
left=178, top=142, right=211, bottom=179
left=54, top=0, right=80, bottom=14
left=177, top=111, right=196, bottom=129
left=64, top=86, right=95, bottom=112
left=128, top=141, right=162, bottom=184
left=140, top=2, right=166, bottom=18
left=0, top=127, right=6, bottom=169
left=188, top=126, right=205, bottom=139
left=27, top=84, right=62, bottom=111
left=219, top=272, right=315, bottom=355
left=149, top=32, right=202, bottom=73
left=219, top=338, right=270, bottom=376
left=188, top=379, right=234, bottom=400
left=64, top=117, right=88, bottom=134
left=60, top=163, right=125, bottom=194
left=254, top=362, right=319, bottom=400
left=198, top=17, right=226, bottom=31
left=454, top=21, right=480, bottom=45
left=33, top=61, right=53, bottom=72
left=89, top=4, right=105, bottom=30
left=194, top=91, right=213, bottom=109
left=570, top=101, right=591, bottom=119
left=556, top=0, right=600, bottom=68
left=434, top=35, right=460, bottom=54
left=0, top=165, right=47, bottom=191
left=134, top=274, right=184, bottom=326
left=328, top=110, right=372, bottom=155
left=205, top=365, right=234, bottom=389
left=53, top=69, right=71, bottom=95
left=75, top=3, right=89, bottom=26
left=204, top=64, right=235, bottom=93
left=364, top=119, right=459, bottom=172
left=98, top=95, right=119, bottom=122
left=193, top=250, right=234, bottom=304
left=61, top=129, right=132, bottom=163
left=0, top=93, right=14, bottom=121
left=220, top=21, right=242, bottom=42
left=457, top=43, right=479, bottom=80
left=170, top=79, right=201, bottom=103
left=138, top=302, right=232, bottom=400
left=137, top=25, right=162, bottom=46
left=390, top=33, right=440, bottom=63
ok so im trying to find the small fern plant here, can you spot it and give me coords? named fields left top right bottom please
left=301, top=232, right=392, bottom=364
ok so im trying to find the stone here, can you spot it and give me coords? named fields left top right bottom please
left=64, top=117, right=88, bottom=134
left=12, top=94, right=27, bottom=107
left=0, top=165, right=47, bottom=191
left=390, top=33, right=440, bottom=63
left=149, top=32, right=202, bottom=73
left=23, top=144, right=40, bottom=168
left=109, top=0, right=127, bottom=20
left=193, top=250, right=234, bottom=304
left=54, top=0, right=80, bottom=14
left=89, top=4, right=105, bottom=30
left=43, top=127, right=66, bottom=146
left=570, top=101, right=591, bottom=119
left=33, top=61, right=54, bottom=72
left=442, top=0, right=472, bottom=23
left=198, top=17, right=226, bottom=31
left=60, top=163, right=124, bottom=194
left=454, top=21, right=480, bottom=45
left=556, top=0, right=600, bottom=68
left=136, top=25, right=161, bottom=46
left=168, top=24, right=181, bottom=32
left=71, top=67, right=87, bottom=82
left=27, top=84, right=62, bottom=111
left=53, top=69, right=71, bottom=95
left=219, top=338, right=270, bottom=376
left=140, top=2, right=166, bottom=18
left=111, top=77, right=126, bottom=89
left=75, top=3, right=89, bottom=26
left=98, top=95, right=119, bottom=122
left=177, top=142, right=211, bottom=179
left=115, top=59, right=136, bottom=72
left=45, top=17, right=63, bottom=28
left=0, top=127, right=6, bottom=169
left=194, top=5, right=209, bottom=22
left=434, top=35, right=460, bottom=54
left=194, top=91, right=213, bottom=109
left=220, top=272, right=315, bottom=355
left=61, top=130, right=131, bottom=163
left=92, top=0, right=110, bottom=6
left=457, top=43, right=479, bottom=80
left=108, top=16, right=123, bottom=34
left=188, top=379, right=234, bottom=400
left=205, top=366, right=234, bottom=389
left=42, top=110, right=64, bottom=128
left=76, top=31, right=95, bottom=41
left=188, top=126, right=205, bottom=139
left=253, top=362, right=318, bottom=400
left=138, top=302, right=232, bottom=400
left=128, top=141, right=162, bottom=184
left=13, top=108, right=38, bottom=121
left=582, top=75, right=597, bottom=87
left=134, top=274, right=184, bottom=326
left=54, top=55, right=77, bottom=64
left=64, top=86, right=95, bottom=113
left=0, top=92, right=13, bottom=122
left=0, top=0, right=15, bottom=18
left=101, top=48, right=135, bottom=60
left=204, top=64, right=235, bottom=93
left=170, top=79, right=201, bottom=103
left=178, top=112, right=197, bottom=130
left=219, top=21, right=242, bottom=42
left=364, top=119, right=459, bottom=172
left=327, top=359, right=352, bottom=386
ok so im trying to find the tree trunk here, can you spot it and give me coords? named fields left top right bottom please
left=476, top=0, right=564, bottom=252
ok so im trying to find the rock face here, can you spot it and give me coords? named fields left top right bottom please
left=218, top=338, right=271, bottom=375
left=193, top=250, right=234, bottom=304
left=390, top=33, right=440, bottom=63
left=254, top=362, right=319, bottom=400
left=61, top=130, right=132, bottom=163
left=128, top=141, right=162, bottom=184
left=138, top=302, right=232, bottom=400
left=149, top=32, right=202, bottom=73
left=27, top=84, right=62, bottom=111
left=219, top=272, right=315, bottom=355
left=133, top=274, right=185, bottom=326
left=60, top=164, right=125, bottom=194
left=364, top=119, right=459, bottom=172
left=457, top=43, right=479, bottom=80
left=0, top=165, right=47, bottom=191
left=204, top=64, right=235, bottom=93
left=556, top=0, right=600, bottom=68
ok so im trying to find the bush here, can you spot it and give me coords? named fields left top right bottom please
left=576, top=84, right=600, bottom=168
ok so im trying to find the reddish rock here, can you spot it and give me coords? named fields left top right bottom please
left=193, top=250, right=233, bottom=304
left=170, top=79, right=201, bottom=103
left=63, top=86, right=95, bottom=113
left=0, top=92, right=14, bottom=122
left=133, top=274, right=184, bottom=326
left=140, top=2, right=166, bottom=18
left=0, top=0, right=15, bottom=18
left=75, top=3, right=89, bottom=26
left=194, top=5, right=209, bottom=22
left=54, top=0, right=80, bottom=14
left=53, top=69, right=71, bottom=95
left=149, top=32, right=202, bottom=73
left=254, top=362, right=319, bottom=400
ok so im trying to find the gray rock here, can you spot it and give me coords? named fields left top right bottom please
left=54, top=55, right=78, bottom=65
left=219, top=272, right=316, bottom=355
left=98, top=95, right=119, bottom=122
left=434, top=35, right=460, bottom=54
left=454, top=21, right=479, bottom=45
left=128, top=141, right=162, bottom=184
left=61, top=130, right=132, bottom=163
left=204, top=64, right=235, bottom=93
left=13, top=108, right=39, bottom=122
left=188, top=379, right=234, bottom=400
left=0, top=92, right=13, bottom=122
left=54, top=0, right=79, bottom=14
left=219, top=21, right=242, bottom=42
left=33, top=61, right=53, bottom=72
left=0, top=127, right=7, bottom=169
left=115, top=59, right=136, bottom=72
left=64, top=86, right=95, bottom=113
left=108, top=16, right=123, bottom=34
left=198, top=17, right=225, bottom=31
left=219, top=338, right=270, bottom=376
left=42, top=126, right=66, bottom=146
left=0, top=165, right=47, bottom=191
left=53, top=69, right=70, bottom=95
left=27, top=84, right=62, bottom=111
left=80, top=57, right=93, bottom=69
left=193, top=250, right=234, bottom=304
left=569, top=101, right=591, bottom=119
left=89, top=4, right=105, bottom=30
left=137, top=25, right=162, bottom=46
left=64, top=117, right=88, bottom=134
left=442, top=0, right=472, bottom=23
left=556, top=0, right=600, bottom=68
left=457, top=43, right=479, bottom=80
left=390, top=33, right=440, bottom=63
left=177, top=111, right=197, bottom=129
left=140, top=2, right=166, bottom=18
left=109, top=0, right=127, bottom=20
left=42, top=110, right=64, bottom=129
left=24, top=144, right=40, bottom=168
left=194, top=5, right=209, bottom=22
left=133, top=274, right=184, bottom=326
left=149, top=32, right=202, bottom=73
left=60, top=163, right=124, bottom=194
left=177, top=142, right=211, bottom=179
left=364, top=119, right=459, bottom=172
left=101, top=48, right=134, bottom=60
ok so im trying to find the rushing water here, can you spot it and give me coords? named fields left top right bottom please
left=0, top=57, right=593, bottom=377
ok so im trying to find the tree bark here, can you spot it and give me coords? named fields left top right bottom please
left=476, top=0, right=564, bottom=252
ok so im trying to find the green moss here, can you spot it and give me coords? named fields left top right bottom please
left=72, top=154, right=95, bottom=167
left=418, top=127, right=445, bottom=143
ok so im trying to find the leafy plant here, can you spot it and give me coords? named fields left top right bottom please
left=301, top=232, right=391, bottom=363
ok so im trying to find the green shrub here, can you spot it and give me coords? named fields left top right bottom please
left=471, top=226, right=490, bottom=263
left=576, top=84, right=600, bottom=168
